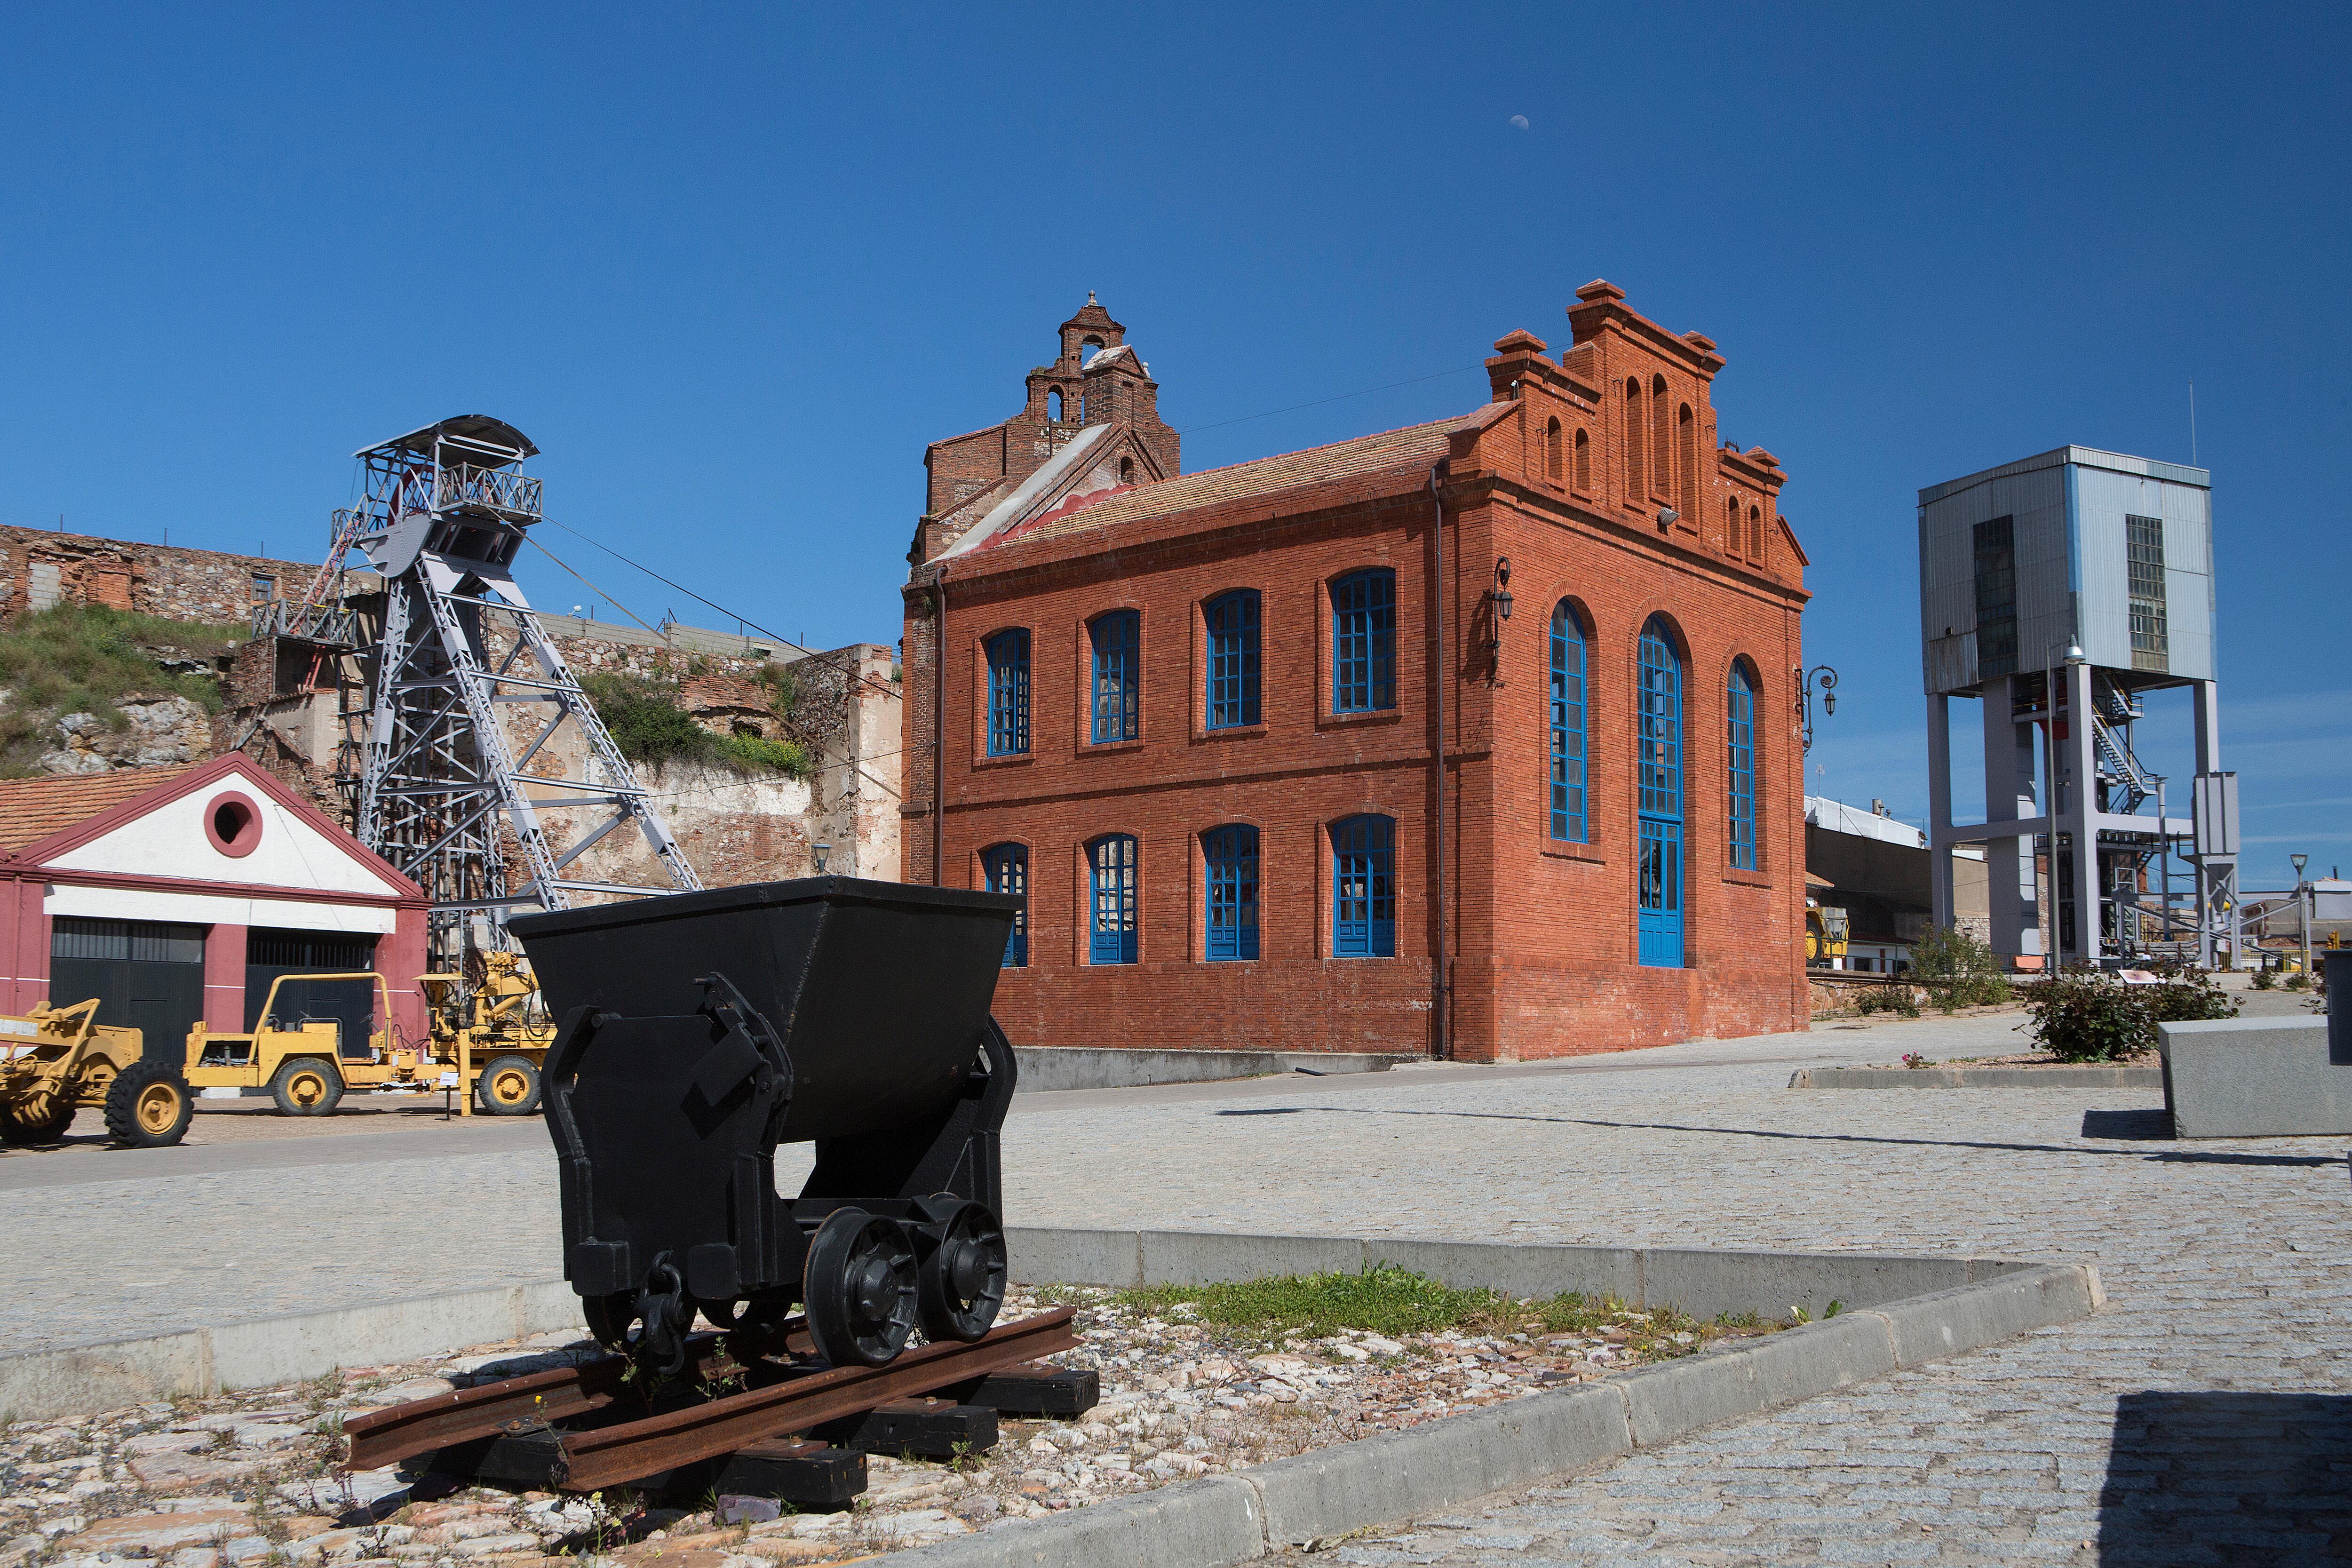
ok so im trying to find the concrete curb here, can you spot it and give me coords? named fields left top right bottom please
left=1011, top=1048, right=1412, bottom=1094
left=890, top=1231, right=2103, bottom=1567
left=0, top=1281, right=584, bottom=1424
left=1789, top=1065, right=2161, bottom=1089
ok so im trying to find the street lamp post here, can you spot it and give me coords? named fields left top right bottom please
left=1794, top=664, right=1839, bottom=752
left=2293, top=852, right=2312, bottom=976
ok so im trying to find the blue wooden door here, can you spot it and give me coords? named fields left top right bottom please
left=1636, top=621, right=1684, bottom=967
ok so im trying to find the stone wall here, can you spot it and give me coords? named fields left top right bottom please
left=0, top=525, right=314, bottom=626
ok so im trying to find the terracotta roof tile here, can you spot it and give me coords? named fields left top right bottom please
left=989, top=405, right=1503, bottom=552
left=0, top=765, right=192, bottom=854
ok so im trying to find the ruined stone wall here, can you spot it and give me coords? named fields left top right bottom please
left=0, top=525, right=315, bottom=625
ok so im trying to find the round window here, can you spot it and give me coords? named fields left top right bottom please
left=205, top=791, right=262, bottom=858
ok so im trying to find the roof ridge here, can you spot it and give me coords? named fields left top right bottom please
left=1155, top=406, right=1488, bottom=487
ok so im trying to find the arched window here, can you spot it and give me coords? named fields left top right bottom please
left=1047, top=389, right=1064, bottom=422
left=1330, top=569, right=1396, bottom=713
left=1088, top=835, right=1138, bottom=964
left=1651, top=376, right=1673, bottom=501
left=985, top=629, right=1030, bottom=756
left=1544, top=417, right=1563, bottom=480
left=1726, top=663, right=1758, bottom=871
left=1549, top=602, right=1588, bottom=843
left=1081, top=335, right=1104, bottom=365
left=1205, top=589, right=1261, bottom=729
left=983, top=844, right=1028, bottom=967
left=1677, top=405, right=1695, bottom=513
left=1748, top=505, right=1763, bottom=560
left=1119, top=456, right=1136, bottom=485
left=1724, top=496, right=1740, bottom=554
left=1202, top=824, right=1260, bottom=961
left=1089, top=610, right=1139, bottom=743
left=1331, top=815, right=1396, bottom=958
left=1636, top=618, right=1684, bottom=968
left=1573, top=427, right=1591, bottom=491
left=1623, top=380, right=1645, bottom=497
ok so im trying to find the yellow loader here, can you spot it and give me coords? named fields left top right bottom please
left=0, top=998, right=193, bottom=1148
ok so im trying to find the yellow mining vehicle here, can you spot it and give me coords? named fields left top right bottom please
left=0, top=998, right=193, bottom=1148
left=183, top=955, right=554, bottom=1117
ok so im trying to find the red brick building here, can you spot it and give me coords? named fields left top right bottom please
left=901, top=282, right=1810, bottom=1062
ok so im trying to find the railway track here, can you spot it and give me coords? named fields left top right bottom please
left=342, top=1306, right=1080, bottom=1493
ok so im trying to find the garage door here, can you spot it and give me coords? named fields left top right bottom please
left=246, top=928, right=380, bottom=1060
left=48, top=918, right=208, bottom=1052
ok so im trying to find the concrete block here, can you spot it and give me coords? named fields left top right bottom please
left=1730, top=1313, right=1898, bottom=1409
left=884, top=1474, right=1264, bottom=1568
left=516, top=1281, right=589, bottom=1338
left=1789, top=1066, right=2161, bottom=1090
left=1247, top=1384, right=1630, bottom=1545
left=1362, top=1239, right=1643, bottom=1305
left=1618, top=1343, right=1765, bottom=1445
left=2159, top=1017, right=2349, bottom=1137
left=0, top=1330, right=209, bottom=1423
left=210, top=1284, right=526, bottom=1391
left=1007, top=1227, right=1144, bottom=1289
left=1137, top=1231, right=1365, bottom=1288
left=1871, top=1265, right=2099, bottom=1367
left=1636, top=1247, right=1973, bottom=1319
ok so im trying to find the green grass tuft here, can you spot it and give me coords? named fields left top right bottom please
left=0, top=604, right=241, bottom=776
left=1114, top=1262, right=1637, bottom=1341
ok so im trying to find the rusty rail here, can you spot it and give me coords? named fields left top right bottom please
left=343, top=1308, right=1079, bottom=1492
left=556, top=1308, right=1077, bottom=1492
left=343, top=1319, right=809, bottom=1473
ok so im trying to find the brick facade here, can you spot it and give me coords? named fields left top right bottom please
left=902, top=283, right=1810, bottom=1063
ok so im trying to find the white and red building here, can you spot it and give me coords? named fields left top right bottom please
left=0, top=756, right=429, bottom=1048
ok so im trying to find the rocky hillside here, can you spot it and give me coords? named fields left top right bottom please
left=0, top=605, right=240, bottom=777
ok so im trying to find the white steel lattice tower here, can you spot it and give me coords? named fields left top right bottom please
left=342, top=416, right=700, bottom=961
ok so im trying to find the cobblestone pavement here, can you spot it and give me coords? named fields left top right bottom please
left=10, top=1003, right=2347, bottom=1563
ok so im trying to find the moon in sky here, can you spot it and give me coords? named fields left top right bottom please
left=1509, top=114, right=1529, bottom=130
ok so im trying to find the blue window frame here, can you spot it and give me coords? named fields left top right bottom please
left=1727, top=664, right=1757, bottom=871
left=1330, top=570, right=1396, bottom=713
left=1089, top=610, right=1139, bottom=743
left=985, top=629, right=1030, bottom=756
left=1637, top=619, right=1684, bottom=967
left=982, top=844, right=1027, bottom=967
left=1331, top=815, right=1396, bottom=958
left=1088, top=835, right=1138, bottom=964
left=1549, top=602, right=1588, bottom=842
left=1205, top=591, right=1261, bottom=729
left=1202, top=825, right=1260, bottom=961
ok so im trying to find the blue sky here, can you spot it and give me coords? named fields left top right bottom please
left=3, top=4, right=2344, bottom=886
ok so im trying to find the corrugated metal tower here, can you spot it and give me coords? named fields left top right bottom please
left=1918, top=446, right=2237, bottom=968
left=307, top=416, right=701, bottom=963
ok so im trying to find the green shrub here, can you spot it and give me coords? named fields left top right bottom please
left=2022, top=971, right=2155, bottom=1062
left=581, top=672, right=814, bottom=780
left=1856, top=984, right=1920, bottom=1017
left=2252, top=967, right=2276, bottom=990
left=2142, top=971, right=2238, bottom=1025
left=1908, top=925, right=2011, bottom=1010
left=2285, top=971, right=2312, bottom=992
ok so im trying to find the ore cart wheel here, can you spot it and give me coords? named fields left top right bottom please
left=103, top=1060, right=193, bottom=1148
left=269, top=1058, right=344, bottom=1116
left=803, top=1209, right=919, bottom=1368
left=0, top=1097, right=75, bottom=1145
left=475, top=1054, right=542, bottom=1115
left=915, top=1198, right=1008, bottom=1343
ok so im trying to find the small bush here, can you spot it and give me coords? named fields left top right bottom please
left=719, top=732, right=813, bottom=780
left=581, top=673, right=812, bottom=780
left=1857, top=984, right=1920, bottom=1017
left=2142, top=971, right=2238, bottom=1025
left=2252, top=968, right=2276, bottom=990
left=2286, top=971, right=2312, bottom=992
left=2022, top=971, right=2155, bottom=1062
left=1908, top=925, right=2011, bottom=1010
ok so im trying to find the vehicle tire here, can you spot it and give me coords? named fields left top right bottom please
left=913, top=1197, right=1008, bottom=1344
left=802, top=1209, right=919, bottom=1368
left=0, top=1096, right=76, bottom=1145
left=103, top=1059, right=194, bottom=1148
left=269, top=1058, right=344, bottom=1116
left=475, top=1054, right=542, bottom=1115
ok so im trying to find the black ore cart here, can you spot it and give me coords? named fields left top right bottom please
left=510, top=877, right=1021, bottom=1372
